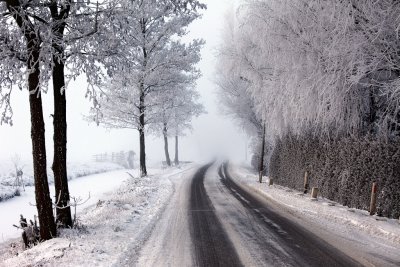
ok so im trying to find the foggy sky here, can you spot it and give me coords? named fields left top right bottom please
left=0, top=0, right=246, bottom=164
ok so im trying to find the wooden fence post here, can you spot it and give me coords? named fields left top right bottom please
left=370, top=182, right=377, bottom=216
left=311, top=187, right=319, bottom=199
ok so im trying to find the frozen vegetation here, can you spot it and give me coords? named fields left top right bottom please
left=216, top=0, right=400, bottom=219
left=0, top=165, right=191, bottom=266
left=0, top=0, right=205, bottom=241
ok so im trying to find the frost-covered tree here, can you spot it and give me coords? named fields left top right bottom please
left=48, top=0, right=101, bottom=228
left=95, top=0, right=205, bottom=176
left=215, top=9, right=265, bottom=177
left=0, top=0, right=56, bottom=240
left=220, top=0, right=400, bottom=141
left=47, top=0, right=118, bottom=228
left=0, top=0, right=123, bottom=233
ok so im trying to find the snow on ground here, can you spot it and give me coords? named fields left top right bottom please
left=0, top=169, right=131, bottom=244
left=0, top=161, right=123, bottom=202
left=0, top=164, right=192, bottom=267
left=230, top=164, right=400, bottom=265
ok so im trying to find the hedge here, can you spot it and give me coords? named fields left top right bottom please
left=269, top=134, right=400, bottom=218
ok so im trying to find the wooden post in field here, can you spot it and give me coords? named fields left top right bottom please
left=304, top=171, right=309, bottom=194
left=370, top=182, right=378, bottom=215
left=311, top=187, right=318, bottom=199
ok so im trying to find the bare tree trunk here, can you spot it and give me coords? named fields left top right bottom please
left=49, top=0, right=73, bottom=229
left=139, top=27, right=148, bottom=177
left=7, top=1, right=57, bottom=240
left=174, top=135, right=179, bottom=165
left=139, top=89, right=147, bottom=177
left=258, top=123, right=266, bottom=183
left=29, top=49, right=57, bottom=240
left=163, top=123, right=171, bottom=166
left=52, top=59, right=72, bottom=228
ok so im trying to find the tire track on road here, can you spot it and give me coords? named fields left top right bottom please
left=219, top=163, right=362, bottom=267
left=189, top=164, right=243, bottom=267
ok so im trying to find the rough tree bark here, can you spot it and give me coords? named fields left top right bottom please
left=258, top=123, right=266, bottom=183
left=49, top=1, right=73, bottom=228
left=163, top=123, right=171, bottom=166
left=6, top=1, right=57, bottom=240
left=174, top=135, right=179, bottom=165
left=29, top=48, right=57, bottom=240
left=139, top=22, right=148, bottom=177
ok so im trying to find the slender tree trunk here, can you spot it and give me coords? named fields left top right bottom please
left=163, top=123, right=171, bottom=166
left=49, top=0, right=72, bottom=229
left=174, top=135, right=179, bottom=165
left=139, top=30, right=148, bottom=177
left=258, top=123, right=266, bottom=183
left=52, top=59, right=72, bottom=228
left=28, top=44, right=57, bottom=240
left=139, top=88, right=147, bottom=177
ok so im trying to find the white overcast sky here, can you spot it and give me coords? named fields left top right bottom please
left=0, top=0, right=246, bottom=164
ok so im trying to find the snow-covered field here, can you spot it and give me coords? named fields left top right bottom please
left=0, top=161, right=123, bottom=202
left=0, top=165, right=193, bottom=267
left=230, top=164, right=400, bottom=266
left=0, top=169, right=132, bottom=244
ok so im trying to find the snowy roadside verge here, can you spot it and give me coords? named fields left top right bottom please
left=0, top=165, right=192, bottom=267
left=229, top=164, right=400, bottom=266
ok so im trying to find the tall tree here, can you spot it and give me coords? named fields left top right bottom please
left=1, top=0, right=118, bottom=231
left=48, top=0, right=108, bottom=228
left=49, top=0, right=73, bottom=228
left=0, top=0, right=56, bottom=240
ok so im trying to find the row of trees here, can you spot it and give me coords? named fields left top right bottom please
left=93, top=0, right=205, bottom=175
left=0, top=0, right=204, bottom=241
left=217, top=0, right=400, bottom=165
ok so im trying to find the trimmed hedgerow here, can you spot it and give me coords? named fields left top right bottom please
left=269, top=134, right=400, bottom=218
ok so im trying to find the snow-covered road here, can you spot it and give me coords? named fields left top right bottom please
left=131, top=166, right=198, bottom=266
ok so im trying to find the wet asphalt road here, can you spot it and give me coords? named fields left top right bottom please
left=136, top=163, right=363, bottom=267
left=188, top=163, right=361, bottom=267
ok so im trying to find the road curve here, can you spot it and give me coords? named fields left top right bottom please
left=136, top=163, right=362, bottom=267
